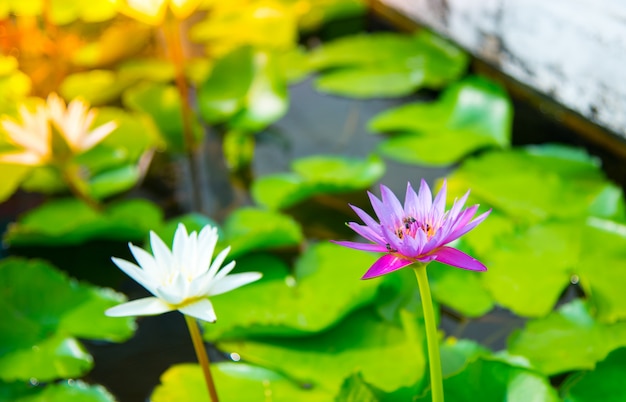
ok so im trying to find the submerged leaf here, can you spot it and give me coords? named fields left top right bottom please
left=561, top=347, right=626, bottom=402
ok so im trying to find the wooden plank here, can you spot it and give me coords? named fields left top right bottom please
left=376, top=0, right=626, bottom=143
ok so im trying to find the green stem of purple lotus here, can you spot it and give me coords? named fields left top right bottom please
left=184, top=315, right=219, bottom=402
left=413, top=264, right=444, bottom=402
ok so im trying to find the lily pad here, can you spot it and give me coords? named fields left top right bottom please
left=216, top=308, right=427, bottom=395
left=198, top=47, right=288, bottom=132
left=0, top=258, right=135, bottom=381
left=0, top=163, right=32, bottom=203
left=151, top=362, right=332, bottom=402
left=220, top=207, right=304, bottom=258
left=309, top=31, right=468, bottom=98
left=0, top=380, right=116, bottom=402
left=336, top=373, right=380, bottom=402
left=123, top=82, right=204, bottom=153
left=446, top=145, right=624, bottom=223
left=252, top=154, right=385, bottom=210
left=428, top=261, right=495, bottom=318
left=560, top=347, right=626, bottom=402
left=507, top=299, right=626, bottom=375
left=369, top=76, right=512, bottom=166
left=413, top=357, right=559, bottom=402
left=202, top=242, right=380, bottom=339
left=4, top=198, right=163, bottom=246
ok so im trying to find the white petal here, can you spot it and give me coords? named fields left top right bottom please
left=81, top=120, right=117, bottom=151
left=129, top=243, right=161, bottom=278
left=179, top=298, right=217, bottom=323
left=207, top=246, right=230, bottom=279
left=105, top=297, right=173, bottom=317
left=111, top=257, right=157, bottom=295
left=213, top=260, right=236, bottom=282
left=209, top=272, right=262, bottom=296
left=172, top=223, right=189, bottom=266
left=0, top=151, right=45, bottom=165
left=197, top=226, right=218, bottom=274
left=150, top=231, right=174, bottom=274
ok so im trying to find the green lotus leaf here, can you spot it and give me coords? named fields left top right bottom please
left=198, top=47, right=288, bottom=131
left=0, top=163, right=32, bottom=203
left=123, top=82, right=204, bottom=153
left=88, top=164, right=140, bottom=199
left=310, top=31, right=468, bottom=98
left=446, top=145, right=624, bottom=223
left=72, top=24, right=151, bottom=68
left=0, top=379, right=116, bottom=402
left=151, top=362, right=333, bottom=402
left=507, top=299, right=626, bottom=375
left=335, top=373, right=380, bottom=402
left=369, top=76, right=512, bottom=166
left=560, top=347, right=626, bottom=402
left=4, top=198, right=163, bottom=246
left=413, top=357, right=559, bottom=402
left=252, top=154, right=385, bottom=210
left=428, top=261, right=494, bottom=318
left=577, top=218, right=626, bottom=323
left=219, top=207, right=303, bottom=258
left=0, top=258, right=135, bottom=381
left=479, top=220, right=579, bottom=318
left=202, top=242, right=380, bottom=338
left=216, top=308, right=426, bottom=395
left=59, top=70, right=131, bottom=106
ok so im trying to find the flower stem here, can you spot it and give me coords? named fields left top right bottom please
left=413, top=264, right=444, bottom=402
left=162, top=13, right=204, bottom=213
left=61, top=165, right=102, bottom=211
left=184, top=315, right=219, bottom=402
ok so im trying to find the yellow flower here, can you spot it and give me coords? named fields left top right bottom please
left=113, top=0, right=203, bottom=25
left=0, top=94, right=117, bottom=166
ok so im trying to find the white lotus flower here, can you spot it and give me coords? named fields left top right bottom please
left=106, top=223, right=262, bottom=322
left=0, top=93, right=116, bottom=166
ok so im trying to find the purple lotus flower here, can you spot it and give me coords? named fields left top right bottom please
left=333, top=180, right=490, bottom=279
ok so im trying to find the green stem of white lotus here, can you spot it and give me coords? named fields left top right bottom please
left=184, top=315, right=219, bottom=402
left=413, top=263, right=444, bottom=402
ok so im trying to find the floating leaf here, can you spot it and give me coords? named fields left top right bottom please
left=202, top=243, right=379, bottom=338
left=560, top=347, right=626, bottom=402
left=369, top=76, right=512, bottom=166
left=310, top=31, right=468, bottom=98
left=0, top=380, right=116, bottom=402
left=446, top=145, right=623, bottom=223
left=252, top=154, right=385, bottom=210
left=4, top=198, right=163, bottom=246
left=152, top=362, right=332, bottom=402
left=413, top=357, right=559, bottom=402
left=428, top=262, right=494, bottom=318
left=479, top=220, right=578, bottom=318
left=123, top=82, right=204, bottom=153
left=220, top=207, right=303, bottom=258
left=216, top=308, right=426, bottom=395
left=0, top=258, right=135, bottom=381
left=507, top=299, right=626, bottom=375
left=198, top=47, right=288, bottom=131
left=88, top=164, right=140, bottom=199
left=72, top=23, right=151, bottom=67
left=0, top=164, right=32, bottom=203
left=336, top=373, right=380, bottom=402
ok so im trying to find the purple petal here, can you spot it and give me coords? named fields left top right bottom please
left=350, top=204, right=383, bottom=235
left=433, top=246, right=487, bottom=271
left=416, top=179, right=433, bottom=212
left=432, top=180, right=447, bottom=218
left=347, top=222, right=384, bottom=244
left=447, top=190, right=470, bottom=221
left=331, top=240, right=388, bottom=253
left=367, top=191, right=388, bottom=222
left=445, top=209, right=491, bottom=243
left=380, top=184, right=404, bottom=217
left=404, top=182, right=420, bottom=217
left=362, top=254, right=414, bottom=279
